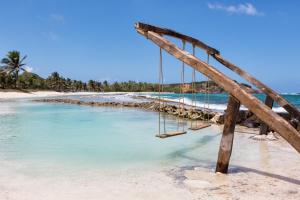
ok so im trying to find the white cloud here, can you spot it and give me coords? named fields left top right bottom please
left=50, top=13, right=65, bottom=23
left=207, top=2, right=264, bottom=16
left=24, top=66, right=33, bottom=73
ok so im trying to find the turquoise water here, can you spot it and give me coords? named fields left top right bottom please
left=150, top=93, right=300, bottom=111
left=3, top=93, right=298, bottom=171
left=0, top=100, right=222, bottom=171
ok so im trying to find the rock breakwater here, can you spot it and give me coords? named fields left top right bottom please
left=35, top=98, right=294, bottom=130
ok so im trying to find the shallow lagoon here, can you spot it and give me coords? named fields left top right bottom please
left=0, top=100, right=222, bottom=172
left=1, top=98, right=300, bottom=200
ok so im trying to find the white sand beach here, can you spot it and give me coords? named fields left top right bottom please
left=0, top=128, right=299, bottom=200
left=0, top=91, right=102, bottom=99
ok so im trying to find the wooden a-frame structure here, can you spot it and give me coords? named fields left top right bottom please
left=135, top=22, right=300, bottom=173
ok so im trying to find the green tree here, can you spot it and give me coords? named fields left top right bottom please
left=111, top=81, right=121, bottom=91
left=88, top=80, right=95, bottom=91
left=1, top=51, right=27, bottom=88
left=47, top=72, right=65, bottom=91
left=0, top=72, right=6, bottom=88
left=95, top=81, right=103, bottom=92
left=103, top=80, right=110, bottom=92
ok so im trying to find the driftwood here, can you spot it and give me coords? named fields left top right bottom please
left=216, top=95, right=240, bottom=173
left=135, top=22, right=300, bottom=156
left=135, top=23, right=219, bottom=55
left=259, top=95, right=274, bottom=135
left=212, top=53, right=300, bottom=122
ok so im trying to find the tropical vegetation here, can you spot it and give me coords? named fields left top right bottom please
left=1, top=51, right=27, bottom=88
left=1, top=51, right=253, bottom=93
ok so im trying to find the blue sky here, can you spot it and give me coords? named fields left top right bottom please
left=0, top=0, right=299, bottom=92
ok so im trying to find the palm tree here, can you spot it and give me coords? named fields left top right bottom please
left=47, top=72, right=62, bottom=91
left=1, top=51, right=27, bottom=88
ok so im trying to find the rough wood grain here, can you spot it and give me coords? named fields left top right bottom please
left=135, top=22, right=219, bottom=55
left=155, top=131, right=187, bottom=139
left=212, top=54, right=300, bottom=122
left=135, top=26, right=300, bottom=154
left=259, top=95, right=274, bottom=135
left=216, top=95, right=240, bottom=173
left=189, top=123, right=211, bottom=130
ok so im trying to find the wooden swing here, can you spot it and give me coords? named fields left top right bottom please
left=156, top=42, right=187, bottom=139
left=189, top=45, right=211, bottom=131
left=136, top=22, right=300, bottom=174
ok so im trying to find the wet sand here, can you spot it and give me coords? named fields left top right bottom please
left=0, top=128, right=299, bottom=200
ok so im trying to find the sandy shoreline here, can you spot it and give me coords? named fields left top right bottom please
left=179, top=131, right=300, bottom=200
left=0, top=91, right=120, bottom=99
left=0, top=91, right=299, bottom=200
left=0, top=129, right=299, bottom=200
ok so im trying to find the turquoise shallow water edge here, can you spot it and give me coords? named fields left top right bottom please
left=1, top=92, right=299, bottom=172
left=0, top=99, right=223, bottom=172
left=149, top=93, right=300, bottom=112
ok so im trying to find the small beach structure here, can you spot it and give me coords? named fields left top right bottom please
left=135, top=22, right=300, bottom=174
left=155, top=42, right=188, bottom=138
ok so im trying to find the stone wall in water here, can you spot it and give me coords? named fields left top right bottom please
left=35, top=98, right=294, bottom=130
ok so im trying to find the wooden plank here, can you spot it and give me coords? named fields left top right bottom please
left=135, top=27, right=300, bottom=154
left=259, top=95, right=274, bottom=135
left=135, top=22, right=219, bottom=55
left=189, top=122, right=211, bottom=130
left=212, top=53, right=300, bottom=122
left=155, top=131, right=187, bottom=139
left=216, top=95, right=240, bottom=173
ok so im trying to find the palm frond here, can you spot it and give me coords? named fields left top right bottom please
left=1, top=58, right=10, bottom=64
left=20, top=67, right=27, bottom=72
left=20, top=55, right=27, bottom=64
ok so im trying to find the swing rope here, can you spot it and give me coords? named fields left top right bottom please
left=191, top=44, right=197, bottom=128
left=179, top=40, right=186, bottom=131
left=186, top=46, right=212, bottom=131
left=205, top=53, right=210, bottom=122
left=158, top=47, right=166, bottom=135
left=192, top=44, right=197, bottom=110
left=157, top=44, right=187, bottom=138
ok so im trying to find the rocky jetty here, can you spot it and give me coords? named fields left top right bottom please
left=35, top=98, right=295, bottom=130
left=35, top=98, right=216, bottom=121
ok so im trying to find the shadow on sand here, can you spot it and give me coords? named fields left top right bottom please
left=166, top=132, right=300, bottom=186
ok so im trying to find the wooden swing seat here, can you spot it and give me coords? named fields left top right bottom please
left=155, top=131, right=187, bottom=139
left=189, top=122, right=211, bottom=130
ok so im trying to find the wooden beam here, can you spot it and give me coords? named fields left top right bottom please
left=216, top=95, right=240, bottom=173
left=212, top=53, right=300, bottom=121
left=135, top=22, right=220, bottom=55
left=259, top=95, right=274, bottom=135
left=135, top=22, right=300, bottom=123
left=135, top=27, right=300, bottom=154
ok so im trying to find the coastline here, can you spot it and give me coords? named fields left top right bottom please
left=0, top=90, right=136, bottom=100
left=0, top=91, right=299, bottom=200
left=0, top=91, right=295, bottom=130
left=0, top=91, right=166, bottom=99
left=34, top=97, right=295, bottom=131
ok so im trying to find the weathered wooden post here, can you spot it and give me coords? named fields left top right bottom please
left=216, top=95, right=241, bottom=173
left=259, top=95, right=274, bottom=135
